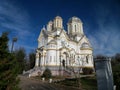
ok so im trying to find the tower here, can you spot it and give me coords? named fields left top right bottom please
left=47, top=21, right=53, bottom=31
left=53, top=16, right=63, bottom=29
left=67, top=16, right=83, bottom=35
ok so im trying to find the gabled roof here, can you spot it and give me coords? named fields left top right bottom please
left=59, top=30, right=70, bottom=40
left=38, top=27, right=88, bottom=45
left=78, top=35, right=89, bottom=44
left=38, top=29, right=44, bottom=41
left=42, top=30, right=48, bottom=37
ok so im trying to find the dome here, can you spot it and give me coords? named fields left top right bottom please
left=48, top=20, right=53, bottom=24
left=54, top=16, right=62, bottom=19
left=81, top=42, right=91, bottom=49
left=68, top=16, right=82, bottom=23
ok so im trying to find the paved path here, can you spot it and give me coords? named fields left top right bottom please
left=19, top=75, right=79, bottom=90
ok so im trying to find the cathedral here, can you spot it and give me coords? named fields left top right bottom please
left=35, top=16, right=93, bottom=76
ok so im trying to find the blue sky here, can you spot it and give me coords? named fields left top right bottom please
left=0, top=0, right=120, bottom=56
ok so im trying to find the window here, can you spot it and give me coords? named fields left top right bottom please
left=51, top=45, right=52, bottom=48
left=53, top=45, right=54, bottom=48
left=54, top=56, right=56, bottom=62
left=75, top=25, right=77, bottom=32
left=74, top=55, right=75, bottom=59
left=42, top=37, right=44, bottom=45
left=57, top=20, right=59, bottom=27
left=50, top=56, right=52, bottom=62
left=86, top=55, right=89, bottom=63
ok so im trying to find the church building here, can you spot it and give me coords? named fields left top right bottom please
left=35, top=16, right=93, bottom=76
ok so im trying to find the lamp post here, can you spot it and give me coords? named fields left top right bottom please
left=11, top=37, right=17, bottom=52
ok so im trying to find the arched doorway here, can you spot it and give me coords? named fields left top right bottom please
left=62, top=59, right=65, bottom=67
left=62, top=52, right=69, bottom=68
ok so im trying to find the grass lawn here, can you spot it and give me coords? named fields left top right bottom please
left=32, top=75, right=97, bottom=90
left=81, top=77, right=97, bottom=90
left=56, top=76, right=97, bottom=90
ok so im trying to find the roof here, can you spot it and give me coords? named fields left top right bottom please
left=48, top=20, right=53, bottom=24
left=54, top=16, right=62, bottom=19
left=47, top=40, right=57, bottom=45
left=68, top=16, right=82, bottom=23
left=81, top=42, right=91, bottom=49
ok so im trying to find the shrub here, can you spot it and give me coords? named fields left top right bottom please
left=112, top=63, right=120, bottom=90
left=113, top=71, right=120, bottom=90
left=82, top=67, right=93, bottom=75
left=42, top=68, right=52, bottom=79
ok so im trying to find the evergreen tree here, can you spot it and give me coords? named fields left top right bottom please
left=0, top=32, right=20, bottom=90
left=29, top=52, right=35, bottom=69
left=14, top=47, right=26, bottom=74
left=111, top=53, right=120, bottom=90
left=0, top=32, right=9, bottom=58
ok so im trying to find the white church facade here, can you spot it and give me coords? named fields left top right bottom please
left=35, top=16, right=93, bottom=76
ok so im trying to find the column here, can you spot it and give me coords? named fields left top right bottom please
left=44, top=56, right=46, bottom=66
left=35, top=58, right=39, bottom=67
left=35, top=53, right=39, bottom=67
left=42, top=55, right=44, bottom=66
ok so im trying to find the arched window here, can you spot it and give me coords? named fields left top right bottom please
left=54, top=56, right=56, bottom=62
left=57, top=20, right=59, bottom=27
left=75, top=25, right=77, bottom=32
left=50, top=56, right=52, bottom=62
left=86, top=55, right=89, bottom=63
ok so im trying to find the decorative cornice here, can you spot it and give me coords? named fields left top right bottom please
left=47, top=48, right=58, bottom=51
left=80, top=48, right=93, bottom=50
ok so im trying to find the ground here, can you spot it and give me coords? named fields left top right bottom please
left=19, top=75, right=80, bottom=90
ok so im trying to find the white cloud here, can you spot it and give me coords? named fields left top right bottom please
left=0, top=0, right=37, bottom=51
left=89, top=27, right=120, bottom=55
left=0, top=1, right=32, bottom=37
left=87, top=2, right=120, bottom=56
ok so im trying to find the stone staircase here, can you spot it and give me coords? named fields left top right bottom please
left=23, top=67, right=41, bottom=77
left=61, top=67, right=75, bottom=77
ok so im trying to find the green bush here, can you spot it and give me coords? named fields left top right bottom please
left=112, top=63, right=120, bottom=90
left=113, top=71, right=120, bottom=90
left=82, top=67, right=93, bottom=75
left=41, top=68, right=52, bottom=79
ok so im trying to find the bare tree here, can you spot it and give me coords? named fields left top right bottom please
left=67, top=56, right=86, bottom=89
